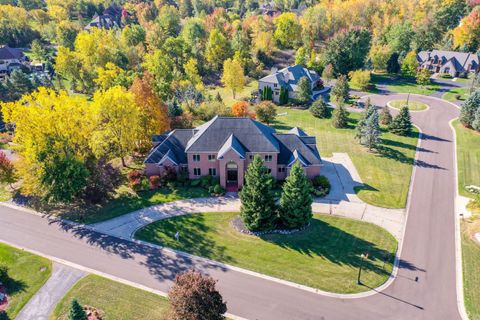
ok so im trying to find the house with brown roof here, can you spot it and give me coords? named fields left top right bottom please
left=417, top=50, right=479, bottom=78
left=144, top=116, right=322, bottom=192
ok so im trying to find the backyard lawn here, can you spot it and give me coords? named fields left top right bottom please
left=0, top=243, right=52, bottom=319
left=136, top=212, right=397, bottom=294
left=274, top=107, right=419, bottom=208
left=442, top=87, right=470, bottom=102
left=207, top=80, right=258, bottom=106
left=462, top=220, right=480, bottom=320
left=57, top=186, right=210, bottom=224
left=454, top=120, right=480, bottom=197
left=389, top=100, right=428, bottom=111
left=50, top=275, right=170, bottom=320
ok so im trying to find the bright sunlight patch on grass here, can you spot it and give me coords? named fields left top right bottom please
left=0, top=243, right=52, bottom=319
left=136, top=212, right=397, bottom=294
left=207, top=80, right=258, bottom=106
left=461, top=220, right=480, bottom=320
left=386, top=80, right=441, bottom=95
left=389, top=100, right=428, bottom=111
left=454, top=120, right=480, bottom=198
left=274, top=107, right=419, bottom=208
left=50, top=275, right=170, bottom=320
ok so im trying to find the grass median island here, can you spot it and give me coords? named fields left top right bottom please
left=454, top=120, right=480, bottom=197
left=461, top=220, right=480, bottom=320
left=135, top=212, right=397, bottom=294
left=274, top=107, right=418, bottom=208
left=50, top=274, right=170, bottom=320
left=0, top=243, right=52, bottom=319
left=389, top=100, right=428, bottom=111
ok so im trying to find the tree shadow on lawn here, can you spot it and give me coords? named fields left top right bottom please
left=49, top=218, right=229, bottom=284
left=4, top=277, right=27, bottom=296
left=375, top=144, right=445, bottom=170
left=259, top=219, right=422, bottom=276
left=381, top=138, right=436, bottom=154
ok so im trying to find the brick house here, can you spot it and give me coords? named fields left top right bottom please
left=144, top=116, right=322, bottom=191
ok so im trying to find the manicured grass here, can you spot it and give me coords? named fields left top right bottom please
left=442, top=87, right=470, bottom=102
left=386, top=80, right=442, bottom=95
left=136, top=212, right=397, bottom=294
left=50, top=275, right=170, bottom=320
left=58, top=186, right=210, bottom=224
left=454, top=120, right=480, bottom=197
left=389, top=100, right=428, bottom=111
left=207, top=80, right=258, bottom=106
left=0, top=243, right=52, bottom=319
left=461, top=220, right=480, bottom=320
left=274, top=107, right=419, bottom=208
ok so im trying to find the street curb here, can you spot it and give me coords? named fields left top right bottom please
left=386, top=100, right=430, bottom=112
left=449, top=118, right=470, bottom=320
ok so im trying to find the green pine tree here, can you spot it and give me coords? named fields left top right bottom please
left=389, top=106, right=412, bottom=136
left=356, top=99, right=376, bottom=140
left=472, top=108, right=480, bottom=132
left=332, top=103, right=349, bottom=128
left=460, top=90, right=480, bottom=128
left=310, top=98, right=330, bottom=118
left=240, top=155, right=277, bottom=231
left=331, top=75, right=349, bottom=104
left=279, top=161, right=312, bottom=229
left=380, top=105, right=393, bottom=125
left=360, top=109, right=380, bottom=149
left=68, top=299, right=87, bottom=320
left=267, top=87, right=273, bottom=100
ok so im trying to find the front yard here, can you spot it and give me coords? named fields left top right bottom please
left=135, top=212, right=397, bottom=294
left=454, top=120, right=480, bottom=197
left=50, top=275, right=170, bottom=320
left=0, top=243, right=52, bottom=319
left=462, top=220, right=480, bottom=320
left=274, top=107, right=419, bottom=208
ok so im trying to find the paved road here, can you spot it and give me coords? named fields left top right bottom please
left=0, top=93, right=461, bottom=320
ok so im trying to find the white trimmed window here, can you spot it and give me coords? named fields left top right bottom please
left=209, top=168, right=217, bottom=176
left=208, top=154, right=216, bottom=161
left=278, top=167, right=286, bottom=173
left=193, top=168, right=201, bottom=176
left=265, top=155, right=273, bottom=162
left=193, top=154, right=200, bottom=162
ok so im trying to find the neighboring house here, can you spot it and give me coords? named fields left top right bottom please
left=0, top=46, right=27, bottom=73
left=417, top=50, right=479, bottom=78
left=145, top=116, right=322, bottom=192
left=84, top=5, right=123, bottom=31
left=258, top=64, right=321, bottom=103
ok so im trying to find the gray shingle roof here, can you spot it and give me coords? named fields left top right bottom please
left=0, top=46, right=23, bottom=60
left=417, top=50, right=479, bottom=72
left=274, top=133, right=321, bottom=166
left=144, top=129, right=194, bottom=164
left=218, top=134, right=246, bottom=159
left=259, top=64, right=320, bottom=92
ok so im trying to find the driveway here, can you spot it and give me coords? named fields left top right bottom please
left=0, top=94, right=462, bottom=319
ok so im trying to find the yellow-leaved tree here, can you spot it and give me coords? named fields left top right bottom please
left=221, top=57, right=245, bottom=99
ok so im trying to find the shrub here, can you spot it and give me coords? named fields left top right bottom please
left=127, top=170, right=143, bottom=183
left=68, top=299, right=87, bottom=320
left=209, top=184, right=225, bottom=196
left=0, top=152, right=15, bottom=187
left=168, top=269, right=227, bottom=320
left=160, top=166, right=177, bottom=183
left=332, top=104, right=349, bottom=128
left=310, top=99, right=330, bottom=118
left=149, top=175, right=161, bottom=189
left=0, top=265, right=8, bottom=284
left=310, top=175, right=331, bottom=197
left=349, top=70, right=371, bottom=91
left=256, top=101, right=277, bottom=124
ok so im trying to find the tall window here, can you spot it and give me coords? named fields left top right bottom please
left=265, top=155, right=273, bottom=162
left=209, top=168, right=217, bottom=176
left=208, top=154, right=216, bottom=161
left=266, top=168, right=272, bottom=174
left=278, top=167, right=286, bottom=173
left=193, top=168, right=201, bottom=176
left=193, top=154, right=200, bottom=162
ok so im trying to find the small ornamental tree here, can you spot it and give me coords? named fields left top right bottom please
left=0, top=152, right=15, bottom=188
left=401, top=51, right=418, bottom=77
left=256, top=101, right=277, bottom=124
left=310, top=99, right=330, bottom=118
left=472, top=108, right=480, bottom=132
left=380, top=105, right=393, bottom=125
left=231, top=101, right=250, bottom=117
left=68, top=299, right=87, bottom=320
left=416, top=68, right=431, bottom=87
left=279, top=161, right=312, bottom=229
left=297, top=76, right=312, bottom=104
left=349, top=70, right=371, bottom=91
left=169, top=270, right=227, bottom=320
left=322, top=64, right=334, bottom=84
left=240, top=155, right=277, bottom=231
left=460, top=90, right=480, bottom=128
left=331, top=75, right=349, bottom=104
left=332, top=102, right=349, bottom=128
left=389, top=106, right=412, bottom=136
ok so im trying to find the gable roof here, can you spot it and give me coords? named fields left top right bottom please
left=287, top=149, right=309, bottom=167
left=259, top=64, right=320, bottom=91
left=288, top=127, right=307, bottom=137
left=218, top=134, right=246, bottom=159
left=144, top=129, right=194, bottom=165
left=274, top=133, right=321, bottom=166
left=417, top=50, right=479, bottom=72
left=0, top=46, right=24, bottom=60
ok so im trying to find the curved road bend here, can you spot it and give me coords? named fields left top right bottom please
left=0, top=94, right=461, bottom=320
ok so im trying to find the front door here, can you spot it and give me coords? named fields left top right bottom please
left=226, top=162, right=238, bottom=192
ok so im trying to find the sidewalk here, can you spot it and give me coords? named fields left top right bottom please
left=16, top=263, right=85, bottom=320
left=91, top=153, right=406, bottom=241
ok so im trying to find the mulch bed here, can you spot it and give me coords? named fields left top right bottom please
left=231, top=216, right=309, bottom=237
left=0, top=285, right=8, bottom=312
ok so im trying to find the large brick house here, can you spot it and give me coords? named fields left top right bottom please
left=417, top=50, right=479, bottom=78
left=144, top=116, right=322, bottom=191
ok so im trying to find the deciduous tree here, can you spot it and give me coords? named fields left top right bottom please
left=221, top=57, right=245, bottom=98
left=274, top=12, right=302, bottom=48
left=0, top=152, right=15, bottom=188
left=256, top=101, right=277, bottom=124
left=416, top=68, right=431, bottom=87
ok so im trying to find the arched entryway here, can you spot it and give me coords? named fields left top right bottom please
left=226, top=161, right=238, bottom=192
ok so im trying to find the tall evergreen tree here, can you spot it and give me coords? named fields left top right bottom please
left=240, top=155, right=277, bottom=231
left=68, top=299, right=87, bottom=320
left=310, top=98, right=330, bottom=118
left=297, top=76, right=312, bottom=104
left=331, top=75, right=349, bottom=104
left=279, top=161, right=312, bottom=229
left=360, top=109, right=380, bottom=149
left=460, top=90, right=480, bottom=128
left=472, top=108, right=480, bottom=132
left=380, top=105, right=393, bottom=125
left=389, top=106, right=412, bottom=136
left=356, top=98, right=376, bottom=139
left=332, top=103, right=349, bottom=128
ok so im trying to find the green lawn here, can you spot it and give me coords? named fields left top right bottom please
left=454, top=120, right=480, bottom=197
left=274, top=107, right=419, bottom=208
left=462, top=220, right=480, bottom=320
left=207, top=80, right=258, bottom=106
left=386, top=80, right=442, bottom=95
left=136, top=212, right=397, bottom=294
left=50, top=275, right=170, bottom=320
left=442, top=87, right=470, bottom=102
left=57, top=186, right=210, bottom=224
left=389, top=100, right=428, bottom=111
left=0, top=243, right=52, bottom=319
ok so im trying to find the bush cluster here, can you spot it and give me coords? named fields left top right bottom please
left=310, top=175, right=331, bottom=197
